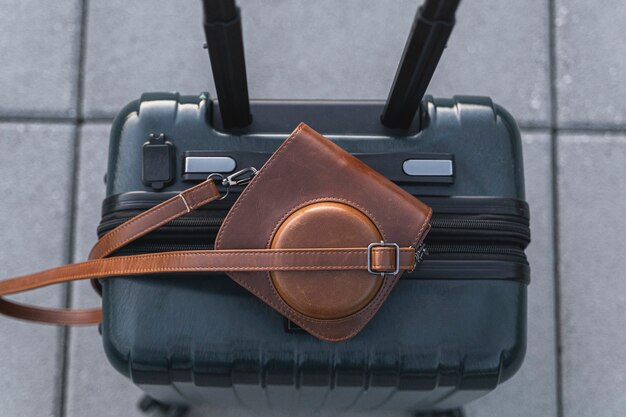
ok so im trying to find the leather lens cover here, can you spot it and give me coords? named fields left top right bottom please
left=215, top=123, right=432, bottom=341
left=270, top=201, right=384, bottom=320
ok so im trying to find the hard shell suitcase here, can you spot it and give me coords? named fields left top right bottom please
left=98, top=0, right=530, bottom=414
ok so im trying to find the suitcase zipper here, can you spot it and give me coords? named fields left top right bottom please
left=98, top=214, right=530, bottom=243
left=97, top=214, right=224, bottom=235
left=425, top=244, right=526, bottom=259
left=430, top=218, right=528, bottom=234
left=98, top=202, right=530, bottom=263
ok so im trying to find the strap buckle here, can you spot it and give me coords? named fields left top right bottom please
left=367, top=241, right=400, bottom=276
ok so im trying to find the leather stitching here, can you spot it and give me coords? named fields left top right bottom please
left=185, top=181, right=218, bottom=209
left=178, top=194, right=191, bottom=213
left=261, top=197, right=390, bottom=327
left=0, top=249, right=415, bottom=295
left=264, top=197, right=388, bottom=250
left=257, top=196, right=400, bottom=334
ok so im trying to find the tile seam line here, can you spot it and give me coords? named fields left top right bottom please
left=0, top=116, right=113, bottom=124
left=548, top=0, right=564, bottom=416
left=58, top=0, right=90, bottom=416
left=3, top=115, right=626, bottom=135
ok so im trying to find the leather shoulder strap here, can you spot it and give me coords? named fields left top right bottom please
left=0, top=179, right=221, bottom=325
left=89, top=179, right=220, bottom=260
left=0, top=179, right=419, bottom=325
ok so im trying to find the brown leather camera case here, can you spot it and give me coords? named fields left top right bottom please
left=216, top=123, right=432, bottom=341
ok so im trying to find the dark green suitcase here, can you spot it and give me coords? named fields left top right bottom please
left=98, top=0, right=530, bottom=414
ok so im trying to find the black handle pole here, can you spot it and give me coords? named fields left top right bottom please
left=202, top=0, right=252, bottom=129
left=381, top=0, right=460, bottom=130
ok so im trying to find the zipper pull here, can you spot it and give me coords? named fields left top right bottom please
left=408, top=243, right=428, bottom=273
left=415, top=243, right=428, bottom=264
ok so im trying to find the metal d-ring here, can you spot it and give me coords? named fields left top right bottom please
left=207, top=173, right=229, bottom=200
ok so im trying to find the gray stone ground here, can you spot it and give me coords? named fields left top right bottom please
left=0, top=0, right=624, bottom=416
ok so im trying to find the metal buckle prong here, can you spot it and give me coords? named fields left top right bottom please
left=367, top=241, right=401, bottom=276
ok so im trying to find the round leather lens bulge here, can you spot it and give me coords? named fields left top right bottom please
left=270, top=202, right=383, bottom=320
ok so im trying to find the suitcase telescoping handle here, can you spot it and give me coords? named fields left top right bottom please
left=202, top=0, right=252, bottom=129
left=381, top=0, right=460, bottom=130
left=201, top=0, right=460, bottom=131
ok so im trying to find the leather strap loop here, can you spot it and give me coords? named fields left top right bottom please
left=0, top=179, right=418, bottom=326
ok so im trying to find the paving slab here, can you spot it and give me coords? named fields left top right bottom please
left=65, top=124, right=146, bottom=417
left=465, top=131, right=558, bottom=417
left=428, top=0, right=550, bottom=127
left=557, top=133, right=626, bottom=417
left=0, top=123, right=74, bottom=417
left=83, top=1, right=209, bottom=118
left=64, top=322, right=145, bottom=417
left=0, top=0, right=81, bottom=118
left=83, top=0, right=549, bottom=127
left=556, top=0, right=626, bottom=128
